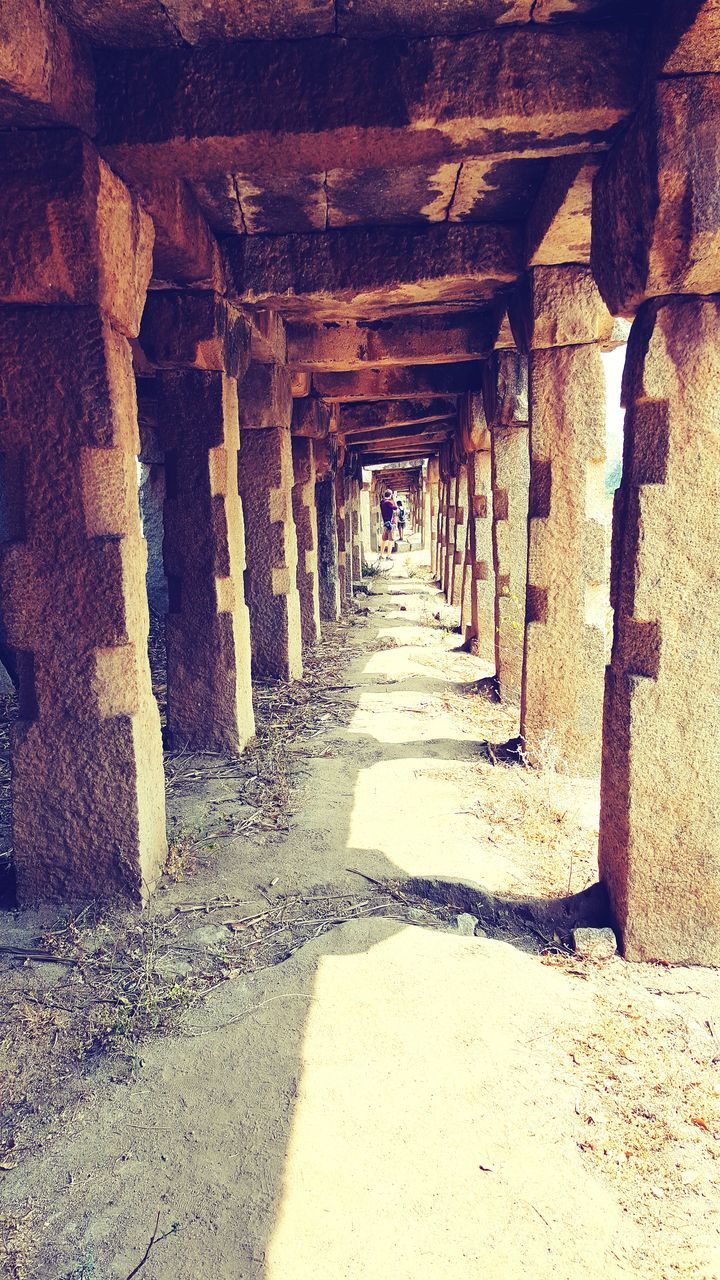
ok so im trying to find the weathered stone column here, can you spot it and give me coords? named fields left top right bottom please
left=348, top=475, right=362, bottom=584
left=442, top=471, right=456, bottom=600
left=315, top=442, right=341, bottom=622
left=450, top=463, right=468, bottom=608
left=435, top=474, right=447, bottom=585
left=140, top=292, right=255, bottom=753
left=238, top=363, right=303, bottom=680
left=592, top=61, right=720, bottom=962
left=484, top=353, right=530, bottom=703
left=461, top=449, right=495, bottom=662
left=360, top=481, right=373, bottom=562
left=334, top=469, right=350, bottom=602
left=513, top=267, right=612, bottom=773
left=428, top=458, right=440, bottom=572
left=291, top=436, right=321, bottom=650
left=0, top=131, right=167, bottom=902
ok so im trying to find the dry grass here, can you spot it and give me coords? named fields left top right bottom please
left=0, top=1210, right=34, bottom=1280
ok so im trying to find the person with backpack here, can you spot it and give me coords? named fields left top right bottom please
left=379, top=487, right=398, bottom=560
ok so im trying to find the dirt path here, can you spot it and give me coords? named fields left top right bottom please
left=2, top=556, right=720, bottom=1279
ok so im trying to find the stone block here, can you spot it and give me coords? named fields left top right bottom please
left=140, top=291, right=251, bottom=377
left=315, top=362, right=483, bottom=402
left=292, top=396, right=332, bottom=439
left=654, top=0, right=720, bottom=74
left=482, top=351, right=529, bottom=428
left=0, top=0, right=95, bottom=131
left=526, top=156, right=599, bottom=267
left=592, top=77, right=720, bottom=316
left=238, top=362, right=293, bottom=431
left=461, top=450, right=495, bottom=662
left=287, top=311, right=498, bottom=371
left=511, top=266, right=615, bottom=352
left=572, top=927, right=617, bottom=960
left=135, top=179, right=223, bottom=289
left=599, top=297, right=720, bottom=964
left=315, top=473, right=341, bottom=621
left=0, top=131, right=153, bottom=338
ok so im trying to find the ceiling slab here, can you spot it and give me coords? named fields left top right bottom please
left=315, top=362, right=483, bottom=401
left=287, top=311, right=497, bottom=370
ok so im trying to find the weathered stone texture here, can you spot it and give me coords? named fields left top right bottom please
left=461, top=450, right=495, bottom=663
left=238, top=362, right=293, bottom=431
left=521, top=344, right=608, bottom=774
left=97, top=28, right=642, bottom=181
left=238, top=425, right=303, bottom=681
left=0, top=306, right=167, bottom=902
left=592, top=77, right=720, bottom=316
left=427, top=458, right=440, bottom=575
left=491, top=426, right=529, bottom=703
left=316, top=362, right=482, bottom=403
left=315, top=472, right=341, bottom=622
left=291, top=396, right=332, bottom=440
left=654, top=0, right=720, bottom=73
left=482, top=351, right=529, bottom=428
left=511, top=266, right=614, bottom=352
left=291, top=437, right=321, bottom=650
left=0, top=131, right=153, bottom=338
left=157, top=369, right=255, bottom=752
left=0, top=0, right=94, bottom=130
left=135, top=178, right=222, bottom=289
left=287, top=311, right=497, bottom=371
left=224, top=224, right=522, bottom=321
left=526, top=156, right=599, bottom=267
left=140, top=291, right=251, bottom=377
left=450, top=466, right=468, bottom=608
left=599, top=298, right=720, bottom=964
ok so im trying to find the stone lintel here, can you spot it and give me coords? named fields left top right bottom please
left=0, top=130, right=153, bottom=339
left=592, top=77, right=720, bottom=316
left=526, top=155, right=600, bottom=267
left=96, top=27, right=642, bottom=181
left=314, top=361, right=482, bottom=402
left=345, top=418, right=456, bottom=445
left=286, top=310, right=498, bottom=370
left=0, top=0, right=95, bottom=132
left=222, top=223, right=522, bottom=322
left=291, top=396, right=332, bottom=439
left=339, top=398, right=457, bottom=432
left=510, top=266, right=614, bottom=352
left=238, top=361, right=293, bottom=430
left=140, top=291, right=251, bottom=377
left=246, top=310, right=287, bottom=364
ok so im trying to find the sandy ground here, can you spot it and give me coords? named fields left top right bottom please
left=2, top=553, right=720, bottom=1280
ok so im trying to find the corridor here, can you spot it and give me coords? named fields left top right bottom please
left=2, top=557, right=719, bottom=1280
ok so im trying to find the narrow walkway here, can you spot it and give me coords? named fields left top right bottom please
left=3, top=557, right=719, bottom=1280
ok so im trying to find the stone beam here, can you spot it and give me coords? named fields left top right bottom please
left=291, top=396, right=332, bottom=439
left=223, top=224, right=522, bottom=322
left=315, top=362, right=482, bottom=402
left=344, top=420, right=456, bottom=446
left=287, top=311, right=498, bottom=371
left=0, top=0, right=94, bottom=131
left=526, top=155, right=600, bottom=267
left=96, top=27, right=642, bottom=181
left=339, top=399, right=457, bottom=433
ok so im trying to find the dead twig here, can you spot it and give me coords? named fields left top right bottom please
left=124, top=1211, right=178, bottom=1279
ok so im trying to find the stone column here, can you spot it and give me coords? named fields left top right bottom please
left=442, top=473, right=456, bottom=600
left=291, top=436, right=321, bottom=650
left=360, top=481, right=373, bottom=561
left=428, top=459, right=439, bottom=571
left=461, top=449, right=495, bottom=663
left=0, top=131, right=166, bottom=902
left=316, top=487, right=342, bottom=619
left=238, top=363, right=303, bottom=680
left=449, top=463, right=468, bottom=608
left=335, top=469, right=351, bottom=602
left=513, top=267, right=612, bottom=774
left=592, top=64, right=720, bottom=962
left=490, top=426, right=529, bottom=702
left=435, top=476, right=447, bottom=585
left=140, top=291, right=255, bottom=753
left=349, top=476, right=362, bottom=583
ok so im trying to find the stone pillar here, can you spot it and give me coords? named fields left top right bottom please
left=461, top=449, right=495, bottom=663
left=428, top=459, right=440, bottom=571
left=449, top=464, right=468, bottom=608
left=435, top=476, right=447, bottom=585
left=0, top=131, right=166, bottom=902
left=315, top=462, right=341, bottom=622
left=592, top=62, right=720, bottom=962
left=513, top=267, right=612, bottom=774
left=291, top=436, right=321, bottom=650
left=335, top=469, right=350, bottom=602
left=238, top=363, right=303, bottom=680
left=490, top=426, right=529, bottom=702
left=442, top=474, right=456, bottom=600
left=349, top=477, right=362, bottom=583
left=360, top=481, right=373, bottom=561
left=140, top=291, right=255, bottom=753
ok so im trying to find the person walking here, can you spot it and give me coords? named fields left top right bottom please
left=396, top=497, right=406, bottom=543
left=379, top=487, right=397, bottom=560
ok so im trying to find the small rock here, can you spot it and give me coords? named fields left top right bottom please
left=456, top=913, right=479, bottom=937
left=572, top=926, right=617, bottom=960
left=188, top=925, right=228, bottom=947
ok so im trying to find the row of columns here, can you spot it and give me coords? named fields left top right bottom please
left=0, top=129, right=373, bottom=908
